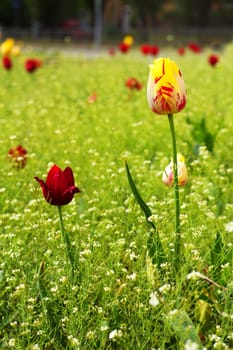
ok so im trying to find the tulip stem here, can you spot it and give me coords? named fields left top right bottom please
left=57, top=206, right=74, bottom=282
left=168, top=114, right=181, bottom=272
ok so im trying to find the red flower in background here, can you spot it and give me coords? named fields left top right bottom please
left=118, top=42, right=130, bottom=53
left=208, top=54, right=219, bottom=67
left=8, top=145, right=27, bottom=168
left=188, top=42, right=201, bottom=53
left=25, top=58, right=42, bottom=73
left=2, top=56, right=13, bottom=70
left=125, top=77, right=143, bottom=90
left=177, top=47, right=185, bottom=55
left=140, top=44, right=151, bottom=55
left=87, top=92, right=97, bottom=103
left=108, top=48, right=116, bottom=56
left=150, top=45, right=160, bottom=56
left=35, top=165, right=80, bottom=206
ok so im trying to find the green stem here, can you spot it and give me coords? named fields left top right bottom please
left=57, top=206, right=74, bottom=281
left=168, top=114, right=181, bottom=271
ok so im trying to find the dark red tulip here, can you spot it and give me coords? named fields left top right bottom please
left=118, top=42, right=130, bottom=53
left=35, top=165, right=80, bottom=206
left=125, top=77, right=143, bottom=90
left=150, top=45, right=160, bottom=56
left=25, top=58, right=42, bottom=73
left=8, top=145, right=27, bottom=168
left=140, top=44, right=151, bottom=55
left=177, top=47, right=185, bottom=55
left=188, top=42, right=201, bottom=53
left=2, top=56, right=13, bottom=70
left=208, top=54, right=219, bottom=67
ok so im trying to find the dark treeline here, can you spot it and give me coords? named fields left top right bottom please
left=0, top=0, right=232, bottom=33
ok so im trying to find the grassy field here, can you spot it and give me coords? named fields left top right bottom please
left=0, top=42, right=233, bottom=349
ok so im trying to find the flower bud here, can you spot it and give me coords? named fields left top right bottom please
left=162, top=154, right=188, bottom=187
left=147, top=58, right=186, bottom=115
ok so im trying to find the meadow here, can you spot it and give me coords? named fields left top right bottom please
left=0, top=40, right=233, bottom=349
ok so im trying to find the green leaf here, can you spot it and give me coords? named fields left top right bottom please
left=38, top=261, right=47, bottom=299
left=125, top=160, right=166, bottom=265
left=125, top=160, right=154, bottom=228
left=210, top=231, right=223, bottom=267
left=168, top=309, right=204, bottom=349
left=147, top=228, right=166, bottom=265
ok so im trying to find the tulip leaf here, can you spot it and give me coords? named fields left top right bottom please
left=125, top=161, right=166, bottom=265
left=147, top=228, right=166, bottom=265
left=125, top=160, right=154, bottom=228
left=168, top=309, right=204, bottom=349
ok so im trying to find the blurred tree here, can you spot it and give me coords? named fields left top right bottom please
left=125, top=0, right=163, bottom=40
left=0, top=0, right=15, bottom=26
left=177, top=0, right=213, bottom=26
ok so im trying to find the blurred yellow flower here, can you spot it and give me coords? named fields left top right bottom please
left=11, top=45, right=21, bottom=56
left=162, top=153, right=188, bottom=187
left=123, top=35, right=134, bottom=47
left=1, top=38, right=15, bottom=56
left=147, top=57, right=186, bottom=115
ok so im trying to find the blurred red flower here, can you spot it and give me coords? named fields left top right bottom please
left=177, top=47, right=185, bottom=55
left=2, top=56, right=13, bottom=70
left=118, top=42, right=130, bottom=53
left=35, top=164, right=80, bottom=206
left=8, top=145, right=27, bottom=168
left=208, top=54, right=219, bottom=67
left=87, top=92, right=97, bottom=103
left=108, top=48, right=116, bottom=56
left=150, top=45, right=160, bottom=56
left=25, top=58, right=42, bottom=73
left=188, top=42, right=201, bottom=53
left=140, top=44, right=151, bottom=55
left=125, top=77, right=143, bottom=90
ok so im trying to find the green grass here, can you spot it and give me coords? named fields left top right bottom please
left=0, top=42, right=233, bottom=349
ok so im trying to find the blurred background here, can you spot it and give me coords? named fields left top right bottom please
left=0, top=0, right=232, bottom=47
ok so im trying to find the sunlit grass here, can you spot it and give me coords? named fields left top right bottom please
left=0, top=42, right=233, bottom=349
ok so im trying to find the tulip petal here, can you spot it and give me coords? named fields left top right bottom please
left=34, top=177, right=51, bottom=203
left=46, top=165, right=61, bottom=188
left=63, top=167, right=75, bottom=187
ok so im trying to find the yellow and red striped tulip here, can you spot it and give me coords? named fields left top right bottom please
left=147, top=58, right=186, bottom=115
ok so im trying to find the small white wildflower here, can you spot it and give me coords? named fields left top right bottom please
left=97, top=307, right=103, bottom=314
left=127, top=272, right=137, bottom=280
left=30, top=345, right=41, bottom=350
left=148, top=214, right=158, bottom=223
left=184, top=339, right=200, bottom=350
left=187, top=271, right=203, bottom=280
left=8, top=339, right=16, bottom=347
left=109, top=329, right=123, bottom=340
left=129, top=251, right=138, bottom=260
left=86, top=330, right=95, bottom=339
left=50, top=286, right=58, bottom=293
left=149, top=292, right=160, bottom=307
left=67, top=335, right=80, bottom=347
left=225, top=222, right=233, bottom=233
left=169, top=309, right=178, bottom=316
left=159, top=283, right=171, bottom=294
